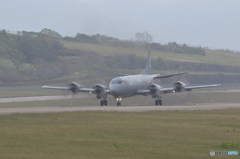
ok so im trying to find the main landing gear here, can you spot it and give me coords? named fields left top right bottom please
left=100, top=100, right=108, bottom=106
left=155, top=100, right=162, bottom=106
left=117, top=102, right=121, bottom=106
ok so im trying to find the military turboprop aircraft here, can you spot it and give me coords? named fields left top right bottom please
left=42, top=48, right=221, bottom=106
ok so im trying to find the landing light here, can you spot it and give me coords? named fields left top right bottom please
left=173, top=90, right=175, bottom=93
left=90, top=91, right=92, bottom=93
left=116, top=98, right=122, bottom=101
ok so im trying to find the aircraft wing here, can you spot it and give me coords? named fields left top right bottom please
left=184, top=84, right=222, bottom=91
left=136, top=88, right=176, bottom=95
left=136, top=84, right=221, bottom=95
left=154, top=72, right=188, bottom=79
left=162, top=84, right=221, bottom=94
left=136, top=89, right=151, bottom=95
left=78, top=88, right=96, bottom=93
left=42, top=86, right=70, bottom=90
left=42, top=86, right=95, bottom=93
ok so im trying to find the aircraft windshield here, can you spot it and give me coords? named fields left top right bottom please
left=111, top=78, right=127, bottom=85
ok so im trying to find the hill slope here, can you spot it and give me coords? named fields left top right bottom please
left=1, top=29, right=240, bottom=85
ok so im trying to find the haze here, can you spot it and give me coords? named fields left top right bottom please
left=0, top=0, right=239, bottom=50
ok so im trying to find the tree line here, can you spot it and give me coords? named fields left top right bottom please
left=15, top=28, right=206, bottom=56
left=0, top=28, right=208, bottom=83
left=61, top=31, right=206, bottom=56
left=0, top=29, right=69, bottom=82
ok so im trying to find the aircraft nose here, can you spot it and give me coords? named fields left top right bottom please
left=110, top=85, right=121, bottom=96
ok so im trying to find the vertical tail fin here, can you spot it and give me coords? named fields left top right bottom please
left=141, top=45, right=152, bottom=75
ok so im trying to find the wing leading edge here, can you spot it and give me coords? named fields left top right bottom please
left=42, top=86, right=95, bottom=93
left=184, top=84, right=222, bottom=91
left=136, top=84, right=221, bottom=95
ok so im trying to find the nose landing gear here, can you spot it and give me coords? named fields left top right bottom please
left=116, top=97, right=122, bottom=106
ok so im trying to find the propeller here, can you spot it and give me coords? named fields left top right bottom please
left=86, top=78, right=108, bottom=98
left=86, top=78, right=107, bottom=88
left=167, top=75, right=189, bottom=99
left=61, top=78, right=83, bottom=97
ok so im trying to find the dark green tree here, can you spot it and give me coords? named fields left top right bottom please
left=40, top=28, right=62, bottom=39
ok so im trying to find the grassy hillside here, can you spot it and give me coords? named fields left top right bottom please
left=61, top=40, right=240, bottom=66
left=1, top=29, right=240, bottom=84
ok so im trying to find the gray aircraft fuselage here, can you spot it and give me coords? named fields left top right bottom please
left=109, top=74, right=157, bottom=98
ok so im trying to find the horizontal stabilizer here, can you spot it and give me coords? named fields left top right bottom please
left=154, top=72, right=188, bottom=79
left=114, top=72, right=131, bottom=76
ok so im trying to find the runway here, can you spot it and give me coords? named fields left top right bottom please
left=0, top=95, right=87, bottom=103
left=0, top=103, right=240, bottom=114
left=0, top=88, right=239, bottom=104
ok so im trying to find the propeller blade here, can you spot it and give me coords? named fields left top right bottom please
left=168, top=75, right=189, bottom=99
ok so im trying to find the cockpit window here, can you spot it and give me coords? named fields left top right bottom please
left=111, top=78, right=128, bottom=85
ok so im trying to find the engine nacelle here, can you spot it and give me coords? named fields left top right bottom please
left=173, top=81, right=187, bottom=92
left=93, top=84, right=108, bottom=99
left=149, top=83, right=163, bottom=98
left=69, top=82, right=82, bottom=94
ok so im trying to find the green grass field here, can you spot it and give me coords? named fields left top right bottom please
left=0, top=109, right=239, bottom=159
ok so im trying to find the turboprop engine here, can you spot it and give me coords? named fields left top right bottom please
left=93, top=84, right=108, bottom=99
left=173, top=81, right=187, bottom=92
left=69, top=82, right=82, bottom=94
left=149, top=83, right=163, bottom=98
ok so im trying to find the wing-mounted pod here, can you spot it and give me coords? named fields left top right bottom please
left=69, top=82, right=83, bottom=94
left=93, top=84, right=108, bottom=99
left=149, top=83, right=163, bottom=98
left=173, top=81, right=187, bottom=92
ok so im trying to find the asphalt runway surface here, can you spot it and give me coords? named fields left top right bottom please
left=0, top=103, right=240, bottom=114
left=0, top=95, right=86, bottom=103
left=0, top=88, right=240, bottom=114
left=0, top=88, right=239, bottom=104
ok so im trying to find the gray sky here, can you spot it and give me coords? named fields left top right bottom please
left=1, top=0, right=239, bottom=50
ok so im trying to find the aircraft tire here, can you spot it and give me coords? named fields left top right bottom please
left=100, top=100, right=104, bottom=106
left=104, top=100, right=108, bottom=106
left=159, top=100, right=162, bottom=106
left=155, top=100, right=159, bottom=106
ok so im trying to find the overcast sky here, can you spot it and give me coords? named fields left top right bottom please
left=1, top=0, right=239, bottom=50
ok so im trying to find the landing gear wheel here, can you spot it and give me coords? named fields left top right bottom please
left=117, top=102, right=121, bottom=106
left=155, top=100, right=162, bottom=106
left=159, top=100, right=162, bottom=106
left=100, top=100, right=104, bottom=106
left=104, top=100, right=108, bottom=106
